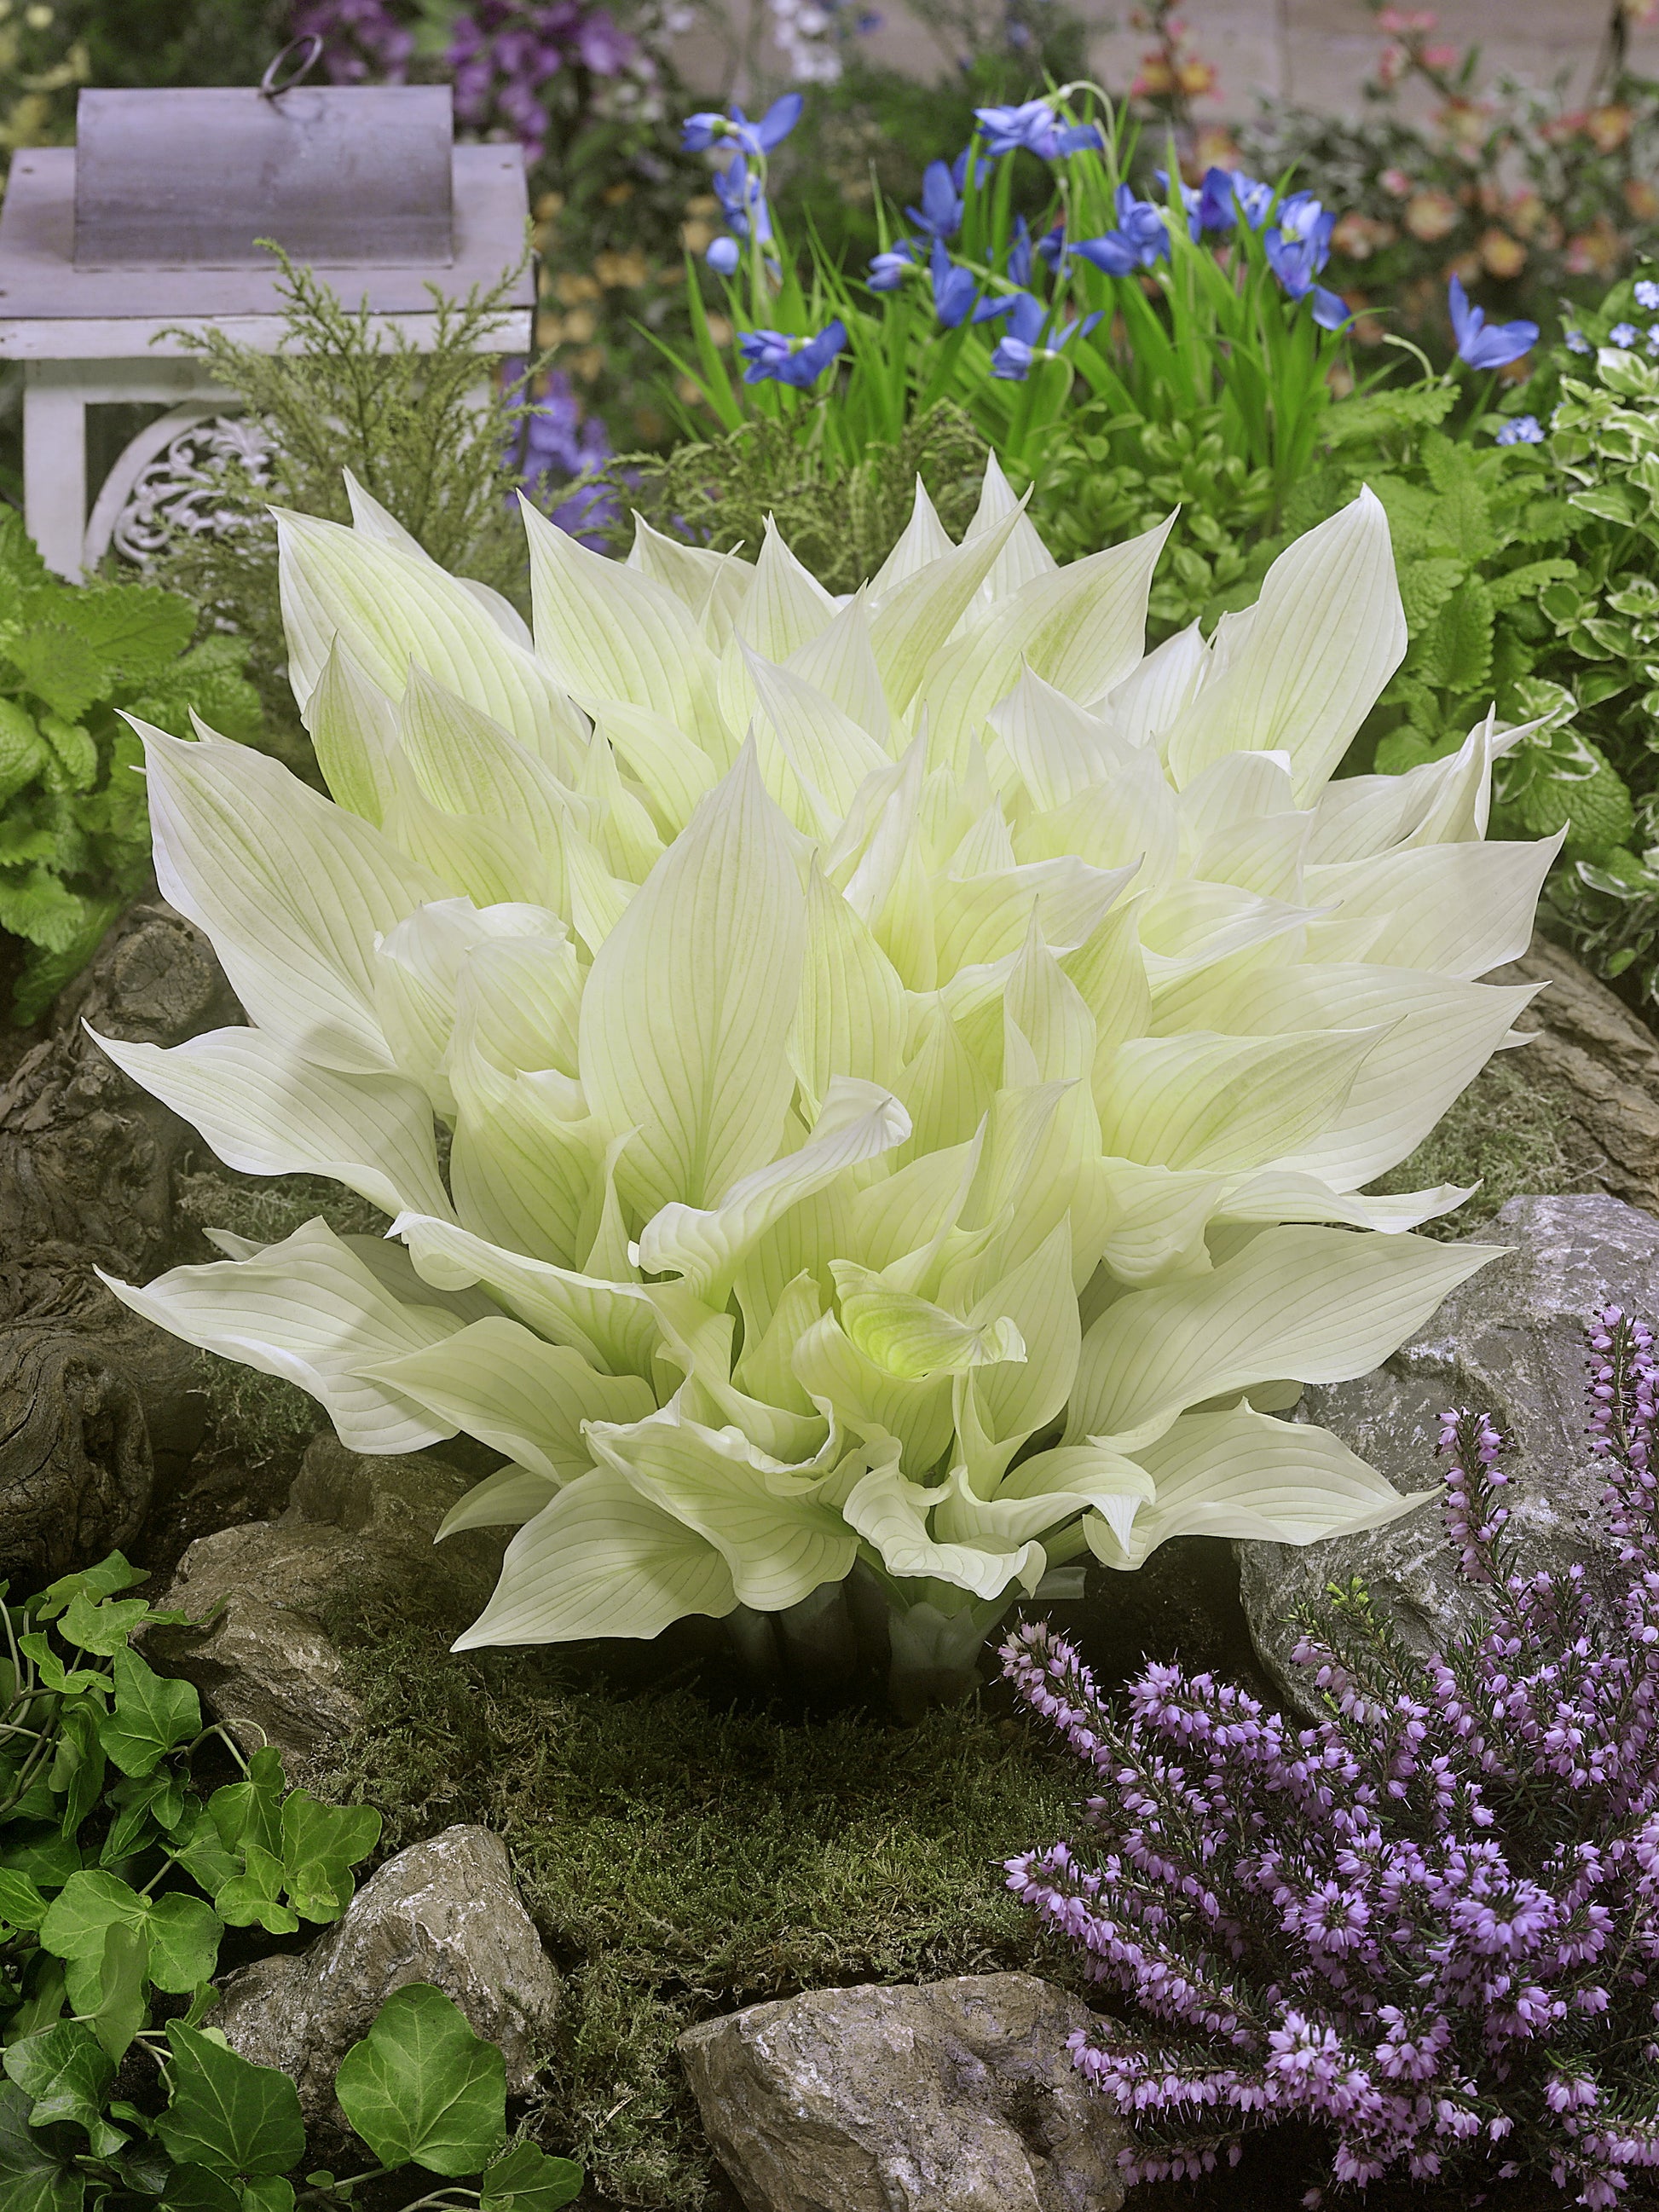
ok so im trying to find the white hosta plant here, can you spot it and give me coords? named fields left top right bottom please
left=98, top=461, right=1557, bottom=1698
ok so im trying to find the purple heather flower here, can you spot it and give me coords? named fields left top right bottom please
left=738, top=317, right=847, bottom=387
left=506, top=363, right=616, bottom=549
left=1003, top=1308, right=1659, bottom=2203
left=681, top=92, right=802, bottom=157
left=1495, top=414, right=1545, bottom=446
left=906, top=158, right=963, bottom=241
left=973, top=97, right=1103, bottom=161
left=290, top=0, right=414, bottom=82
left=1448, top=274, right=1538, bottom=369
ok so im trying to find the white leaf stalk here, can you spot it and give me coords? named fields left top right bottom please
left=98, top=463, right=1556, bottom=1705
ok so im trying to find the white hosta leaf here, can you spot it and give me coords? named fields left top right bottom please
left=830, top=1260, right=1026, bottom=1380
left=438, top=1464, right=559, bottom=1537
left=869, top=505, right=1021, bottom=713
left=522, top=494, right=718, bottom=736
left=373, top=898, right=564, bottom=1108
left=988, top=667, right=1129, bottom=811
left=448, top=1035, right=601, bottom=1268
left=1304, top=831, right=1565, bottom=980
left=364, top=1314, right=655, bottom=1485
left=452, top=1470, right=737, bottom=1647
left=955, top=1219, right=1078, bottom=1485
left=592, top=701, right=722, bottom=838
left=580, top=745, right=806, bottom=1216
left=391, top=1211, right=660, bottom=1380
left=1066, top=1223, right=1498, bottom=1447
left=278, top=508, right=581, bottom=759
left=1103, top=622, right=1207, bottom=746
left=792, top=1308, right=957, bottom=1475
left=869, top=477, right=957, bottom=594
left=638, top=1077, right=910, bottom=1297
left=137, top=721, right=440, bottom=1075
left=98, top=1220, right=474, bottom=1454
left=91, top=1025, right=454, bottom=1221
left=307, top=637, right=399, bottom=825
left=745, top=647, right=892, bottom=834
left=841, top=1453, right=1044, bottom=1600
left=1095, top=1025, right=1386, bottom=1175
left=627, top=514, right=754, bottom=645
left=1164, top=489, right=1407, bottom=801
left=956, top=1443, right=1155, bottom=1555
left=396, top=661, right=583, bottom=853
left=963, top=453, right=1058, bottom=599
left=785, top=592, right=893, bottom=752
left=1085, top=1405, right=1431, bottom=1569
left=585, top=1405, right=859, bottom=1612
left=732, top=519, right=839, bottom=663
left=789, top=860, right=908, bottom=1115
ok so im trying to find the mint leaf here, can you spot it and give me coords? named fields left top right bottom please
left=156, top=2025, right=305, bottom=2182
left=334, top=1984, right=506, bottom=2176
left=9, top=621, right=113, bottom=724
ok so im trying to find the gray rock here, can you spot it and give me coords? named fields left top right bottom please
left=149, top=1434, right=503, bottom=1771
left=212, top=1825, right=558, bottom=2122
left=677, top=1972, right=1127, bottom=2212
left=1237, top=1191, right=1659, bottom=1712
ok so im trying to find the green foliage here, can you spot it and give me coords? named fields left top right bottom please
left=592, top=400, right=989, bottom=592
left=0, top=1555, right=582, bottom=2211
left=146, top=251, right=535, bottom=765
left=0, top=512, right=260, bottom=1025
left=312, top=1617, right=1078, bottom=2206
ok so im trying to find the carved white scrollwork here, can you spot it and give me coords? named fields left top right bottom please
left=82, top=405, right=273, bottom=571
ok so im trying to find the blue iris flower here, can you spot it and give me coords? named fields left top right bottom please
left=991, top=292, right=1101, bottom=379
left=1448, top=275, right=1538, bottom=369
left=1156, top=168, right=1204, bottom=241
left=907, top=159, right=964, bottom=241
left=973, top=98, right=1104, bottom=160
left=738, top=319, right=847, bottom=388
left=1263, top=228, right=1351, bottom=329
left=868, top=240, right=921, bottom=291
left=1006, top=215, right=1033, bottom=289
left=1494, top=415, right=1545, bottom=446
left=681, top=93, right=803, bottom=157
left=710, top=156, right=772, bottom=245
left=1275, top=191, right=1335, bottom=259
left=1072, top=185, right=1170, bottom=276
left=1198, top=168, right=1275, bottom=232
left=929, top=239, right=1013, bottom=329
left=706, top=236, right=741, bottom=275
left=1036, top=223, right=1068, bottom=272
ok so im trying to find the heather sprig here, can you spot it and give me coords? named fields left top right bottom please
left=1004, top=1315, right=1659, bottom=2205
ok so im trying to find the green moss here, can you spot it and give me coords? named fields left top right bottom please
left=313, top=1624, right=1075, bottom=2208
left=1370, top=1052, right=1596, bottom=1237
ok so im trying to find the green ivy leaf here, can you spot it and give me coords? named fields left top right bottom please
left=3, top=2019, right=121, bottom=2155
left=101, top=1769, right=189, bottom=1867
left=278, top=1795, right=379, bottom=1925
left=49, top=1703, right=107, bottom=1839
left=0, top=1868, right=48, bottom=1932
left=156, top=2027, right=305, bottom=2183
left=480, top=2142, right=585, bottom=2211
left=32, top=1556, right=148, bottom=1620
left=158, top=2165, right=243, bottom=2212
left=0, top=2079, right=84, bottom=2212
left=39, top=1872, right=221, bottom=2003
left=86, top=1922, right=152, bottom=2065
left=57, top=1594, right=150, bottom=1655
left=334, top=1984, right=507, bottom=2177
left=98, top=1646, right=200, bottom=1778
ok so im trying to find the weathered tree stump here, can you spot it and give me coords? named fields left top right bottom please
left=0, top=900, right=238, bottom=1584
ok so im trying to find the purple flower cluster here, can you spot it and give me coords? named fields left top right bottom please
left=505, top=366, right=616, bottom=547
left=448, top=0, right=637, bottom=162
left=1003, top=1307, right=1659, bottom=2207
left=288, top=0, right=415, bottom=83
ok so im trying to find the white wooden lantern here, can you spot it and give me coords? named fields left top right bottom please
left=0, top=52, right=533, bottom=578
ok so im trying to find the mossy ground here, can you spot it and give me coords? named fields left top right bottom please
left=309, top=1622, right=1078, bottom=2209
left=1370, top=1050, right=1598, bottom=1235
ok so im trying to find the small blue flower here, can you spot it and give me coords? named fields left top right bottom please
left=1495, top=414, right=1545, bottom=446
left=973, top=98, right=1103, bottom=161
left=928, top=239, right=1012, bottom=330
left=1564, top=328, right=1593, bottom=354
left=1006, top=214, right=1032, bottom=289
left=738, top=318, right=847, bottom=388
left=1035, top=222, right=1067, bottom=272
left=990, top=292, right=1101, bottom=379
left=1610, top=321, right=1640, bottom=348
left=867, top=241, right=921, bottom=291
left=711, top=155, right=772, bottom=245
left=907, top=159, right=963, bottom=242
left=681, top=94, right=803, bottom=158
left=1156, top=167, right=1204, bottom=241
left=1072, top=184, right=1169, bottom=276
left=1264, top=228, right=1350, bottom=329
left=1636, top=278, right=1659, bottom=310
left=1275, top=191, right=1335, bottom=260
left=706, top=236, right=741, bottom=275
left=1448, top=275, right=1537, bottom=369
left=1198, top=169, right=1275, bottom=232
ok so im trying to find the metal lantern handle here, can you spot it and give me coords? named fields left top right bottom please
left=259, top=35, right=325, bottom=100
